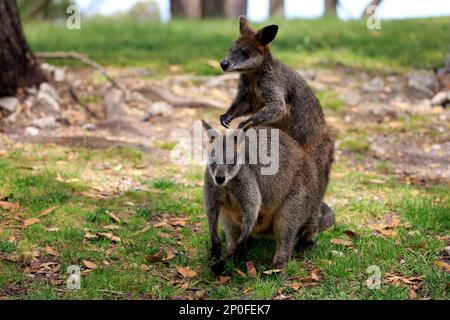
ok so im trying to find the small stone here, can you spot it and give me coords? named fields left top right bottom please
left=54, top=69, right=66, bottom=82
left=25, top=127, right=40, bottom=136
left=430, top=91, right=449, bottom=106
left=104, top=88, right=128, bottom=121
left=362, top=77, right=385, bottom=93
left=407, top=70, right=439, bottom=98
left=0, top=97, right=19, bottom=112
left=445, top=246, right=450, bottom=256
left=35, top=83, right=61, bottom=114
left=145, top=101, right=174, bottom=118
left=82, top=123, right=96, bottom=131
left=39, top=83, right=61, bottom=102
left=32, top=116, right=56, bottom=128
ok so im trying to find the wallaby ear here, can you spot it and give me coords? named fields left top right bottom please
left=257, top=25, right=279, bottom=46
left=201, top=120, right=219, bottom=143
left=239, top=15, right=253, bottom=35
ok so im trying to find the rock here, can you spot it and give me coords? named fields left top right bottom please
left=54, top=68, right=66, bottom=82
left=145, top=101, right=174, bottom=118
left=25, top=127, right=40, bottom=136
left=0, top=97, right=19, bottom=112
left=32, top=116, right=56, bottom=129
left=430, top=91, right=450, bottom=106
left=33, top=83, right=61, bottom=115
left=362, top=77, right=385, bottom=93
left=104, top=88, right=129, bottom=121
left=39, top=83, right=61, bottom=102
left=82, top=123, right=96, bottom=131
left=407, top=70, right=439, bottom=98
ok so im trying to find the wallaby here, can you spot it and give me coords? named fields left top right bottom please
left=219, top=16, right=335, bottom=240
left=202, top=120, right=326, bottom=273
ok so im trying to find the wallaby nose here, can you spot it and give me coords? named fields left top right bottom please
left=220, top=60, right=230, bottom=71
left=215, top=176, right=226, bottom=185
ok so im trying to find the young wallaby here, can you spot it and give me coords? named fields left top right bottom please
left=202, top=120, right=325, bottom=273
left=219, top=16, right=335, bottom=236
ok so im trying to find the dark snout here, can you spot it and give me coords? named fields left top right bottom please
left=215, top=175, right=226, bottom=185
left=220, top=60, right=230, bottom=71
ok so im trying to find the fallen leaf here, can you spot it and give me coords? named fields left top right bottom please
left=140, top=264, right=150, bottom=272
left=376, top=229, right=398, bottom=238
left=243, top=287, right=254, bottom=294
left=434, top=260, right=450, bottom=272
left=263, top=269, right=282, bottom=275
left=330, top=238, right=353, bottom=247
left=23, top=218, right=40, bottom=228
left=195, top=290, right=206, bottom=300
left=0, top=201, right=20, bottom=212
left=163, top=250, right=175, bottom=261
left=176, top=266, right=197, bottom=278
left=44, top=245, right=59, bottom=257
left=39, top=206, right=57, bottom=218
left=234, top=268, right=247, bottom=278
left=246, top=261, right=257, bottom=278
left=82, top=260, right=97, bottom=269
left=343, top=230, right=357, bottom=238
left=218, top=276, right=231, bottom=285
left=97, top=232, right=121, bottom=242
left=84, top=231, right=98, bottom=240
left=102, top=225, right=121, bottom=230
left=145, top=251, right=163, bottom=263
left=289, top=282, right=302, bottom=291
left=107, top=212, right=121, bottom=224
left=168, top=217, right=188, bottom=227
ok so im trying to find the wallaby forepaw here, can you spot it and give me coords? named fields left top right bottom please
left=220, top=113, right=232, bottom=128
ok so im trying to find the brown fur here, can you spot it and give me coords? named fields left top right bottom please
left=219, top=16, right=335, bottom=236
left=202, top=121, right=324, bottom=273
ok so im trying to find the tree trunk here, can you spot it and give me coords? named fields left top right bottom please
left=324, top=0, right=338, bottom=17
left=202, top=0, right=224, bottom=18
left=361, top=0, right=383, bottom=19
left=270, top=0, right=284, bottom=17
left=0, top=0, right=46, bottom=97
left=224, top=0, right=247, bottom=18
left=170, top=0, right=202, bottom=19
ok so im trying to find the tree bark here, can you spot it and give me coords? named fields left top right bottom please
left=269, top=0, right=284, bottom=17
left=361, top=0, right=383, bottom=19
left=224, top=0, right=247, bottom=18
left=324, top=0, right=338, bottom=17
left=202, top=0, right=225, bottom=18
left=0, top=0, right=46, bottom=97
left=170, top=0, right=202, bottom=19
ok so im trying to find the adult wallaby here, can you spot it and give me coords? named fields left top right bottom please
left=202, top=120, right=331, bottom=273
left=218, top=16, right=336, bottom=238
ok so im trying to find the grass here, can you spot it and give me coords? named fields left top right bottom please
left=0, top=140, right=448, bottom=300
left=23, top=17, right=450, bottom=75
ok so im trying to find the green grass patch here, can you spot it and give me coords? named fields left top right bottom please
left=24, top=17, right=450, bottom=75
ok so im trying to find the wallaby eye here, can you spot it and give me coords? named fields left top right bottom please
left=241, top=49, right=251, bottom=60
